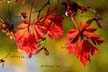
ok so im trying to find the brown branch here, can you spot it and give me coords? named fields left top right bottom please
left=28, top=0, right=35, bottom=32
left=86, top=16, right=103, bottom=28
left=32, top=0, right=50, bottom=20
left=71, top=15, right=79, bottom=29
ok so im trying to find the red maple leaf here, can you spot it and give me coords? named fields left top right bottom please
left=47, top=15, right=63, bottom=39
left=15, top=20, right=45, bottom=56
left=15, top=9, right=63, bottom=56
left=36, top=8, right=64, bottom=39
left=66, top=22, right=104, bottom=65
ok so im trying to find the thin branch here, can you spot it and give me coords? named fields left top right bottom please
left=0, top=16, right=5, bottom=26
left=86, top=16, right=103, bottom=28
left=89, top=8, right=96, bottom=14
left=28, top=0, right=35, bottom=32
left=32, top=0, right=50, bottom=19
left=43, top=38, right=47, bottom=47
left=7, top=1, right=11, bottom=23
left=29, top=0, right=35, bottom=24
left=71, top=15, right=79, bottom=29
left=2, top=52, right=11, bottom=59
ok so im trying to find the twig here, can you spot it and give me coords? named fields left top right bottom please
left=71, top=15, right=79, bottom=29
left=0, top=16, right=5, bottom=26
left=32, top=0, right=50, bottom=19
left=43, top=38, right=47, bottom=47
left=89, top=8, right=96, bottom=14
left=28, top=0, right=35, bottom=32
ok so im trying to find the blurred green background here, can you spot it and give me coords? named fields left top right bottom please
left=0, top=0, right=108, bottom=72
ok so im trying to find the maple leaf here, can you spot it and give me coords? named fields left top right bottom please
left=66, top=22, right=104, bottom=66
left=47, top=15, right=64, bottom=39
left=77, top=38, right=98, bottom=65
left=15, top=20, right=45, bottom=56
left=36, top=9, right=64, bottom=39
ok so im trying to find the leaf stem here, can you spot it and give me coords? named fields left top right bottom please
left=71, top=15, right=79, bottom=29
left=44, top=38, right=47, bottom=47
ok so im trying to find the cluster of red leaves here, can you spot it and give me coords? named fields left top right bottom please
left=15, top=9, right=63, bottom=57
left=66, top=22, right=104, bottom=65
left=0, top=0, right=105, bottom=67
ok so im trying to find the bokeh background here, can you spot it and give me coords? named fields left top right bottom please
left=0, top=0, right=108, bottom=72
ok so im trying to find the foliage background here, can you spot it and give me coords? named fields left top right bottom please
left=0, top=0, right=108, bottom=72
